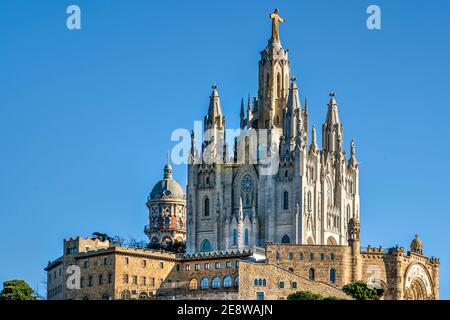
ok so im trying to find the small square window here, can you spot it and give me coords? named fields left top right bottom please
left=185, top=264, right=191, bottom=271
left=292, top=282, right=297, bottom=289
left=234, top=260, right=239, bottom=268
left=279, top=281, right=285, bottom=289
left=124, top=257, right=129, bottom=265
left=215, top=262, right=221, bottom=269
left=195, top=264, right=200, bottom=271
left=84, top=260, right=89, bottom=269
left=226, top=261, right=231, bottom=268
left=204, top=263, right=210, bottom=270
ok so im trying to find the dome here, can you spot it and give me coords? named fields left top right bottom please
left=410, top=234, right=423, bottom=255
left=149, top=164, right=185, bottom=200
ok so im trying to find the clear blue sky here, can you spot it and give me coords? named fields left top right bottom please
left=0, top=0, right=449, bottom=299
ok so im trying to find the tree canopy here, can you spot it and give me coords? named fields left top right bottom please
left=0, top=280, right=36, bottom=300
left=342, top=281, right=384, bottom=300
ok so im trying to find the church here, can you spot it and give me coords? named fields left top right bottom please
left=185, top=9, right=359, bottom=253
left=45, top=10, right=440, bottom=301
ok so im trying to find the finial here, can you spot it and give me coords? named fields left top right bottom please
left=212, top=83, right=218, bottom=90
left=330, top=91, right=336, bottom=98
left=291, top=76, right=297, bottom=82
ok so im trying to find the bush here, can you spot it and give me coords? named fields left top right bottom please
left=342, top=281, right=384, bottom=300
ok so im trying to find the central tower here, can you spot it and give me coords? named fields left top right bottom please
left=252, top=9, right=290, bottom=131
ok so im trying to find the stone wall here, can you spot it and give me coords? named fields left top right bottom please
left=266, top=243, right=353, bottom=287
left=238, top=260, right=351, bottom=300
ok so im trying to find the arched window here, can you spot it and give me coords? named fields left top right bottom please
left=201, top=239, right=211, bottom=252
left=309, top=268, right=315, bottom=281
left=121, top=290, right=131, bottom=300
left=223, top=276, right=232, bottom=288
left=275, top=251, right=280, bottom=261
left=204, top=197, right=210, bottom=217
left=330, top=269, right=336, bottom=283
left=262, top=279, right=267, bottom=286
left=139, top=292, right=148, bottom=300
left=234, top=276, right=239, bottom=287
left=232, top=229, right=237, bottom=246
left=102, top=293, right=110, bottom=300
left=258, top=279, right=263, bottom=286
left=200, top=278, right=209, bottom=290
left=288, top=252, right=293, bottom=260
left=283, top=191, right=289, bottom=210
left=189, top=279, right=198, bottom=290
left=212, top=277, right=221, bottom=289
left=254, top=278, right=258, bottom=286
left=244, top=229, right=249, bottom=246
left=281, top=234, right=290, bottom=244
left=330, top=253, right=335, bottom=261
left=300, top=253, right=304, bottom=260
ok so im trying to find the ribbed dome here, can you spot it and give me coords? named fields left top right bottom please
left=149, top=164, right=185, bottom=200
left=410, top=234, right=423, bottom=255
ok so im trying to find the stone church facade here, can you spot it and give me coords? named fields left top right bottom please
left=186, top=10, right=359, bottom=253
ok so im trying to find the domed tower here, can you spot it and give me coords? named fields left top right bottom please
left=410, top=234, right=423, bottom=255
left=145, top=163, right=186, bottom=246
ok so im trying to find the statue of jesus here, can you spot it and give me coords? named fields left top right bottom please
left=270, top=9, right=284, bottom=43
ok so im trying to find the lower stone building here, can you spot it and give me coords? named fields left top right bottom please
left=45, top=224, right=439, bottom=300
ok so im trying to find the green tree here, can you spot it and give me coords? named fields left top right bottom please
left=287, top=290, right=346, bottom=300
left=0, top=280, right=36, bottom=300
left=342, top=281, right=384, bottom=300
left=288, top=290, right=324, bottom=300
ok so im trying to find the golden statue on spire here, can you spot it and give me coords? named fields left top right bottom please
left=270, top=8, right=284, bottom=43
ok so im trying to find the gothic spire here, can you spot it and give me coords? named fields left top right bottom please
left=284, top=77, right=301, bottom=140
left=208, top=84, right=223, bottom=119
left=322, top=91, right=344, bottom=153
left=240, top=98, right=245, bottom=129
left=204, top=84, right=226, bottom=136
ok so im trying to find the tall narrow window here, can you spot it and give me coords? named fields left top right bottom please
left=330, top=269, right=336, bottom=283
left=283, top=191, right=289, bottom=210
left=277, top=72, right=281, bottom=97
left=307, top=191, right=312, bottom=212
left=204, top=197, right=210, bottom=217
left=309, top=268, right=315, bottom=281
left=233, top=229, right=237, bottom=246
left=244, top=228, right=249, bottom=246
